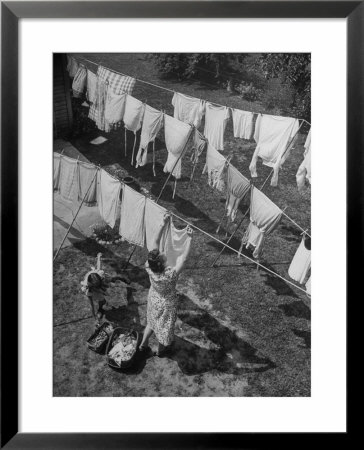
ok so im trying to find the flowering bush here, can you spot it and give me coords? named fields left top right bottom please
left=90, top=222, right=122, bottom=245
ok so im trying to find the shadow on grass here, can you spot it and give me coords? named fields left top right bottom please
left=278, top=301, right=311, bottom=320
left=170, top=294, right=276, bottom=376
left=292, top=328, right=311, bottom=349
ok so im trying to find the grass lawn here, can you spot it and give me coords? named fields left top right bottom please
left=53, top=53, right=311, bottom=397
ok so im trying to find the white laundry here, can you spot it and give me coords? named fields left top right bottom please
left=249, top=114, right=300, bottom=186
left=57, top=156, right=79, bottom=201
left=305, top=276, right=311, bottom=296
left=296, top=129, right=311, bottom=191
left=97, top=169, right=122, bottom=228
left=104, top=88, right=126, bottom=132
left=135, top=105, right=163, bottom=169
left=202, top=144, right=227, bottom=192
left=78, top=162, right=98, bottom=206
left=66, top=55, right=79, bottom=78
left=144, top=199, right=168, bottom=251
left=241, top=186, right=282, bottom=258
left=86, top=70, right=97, bottom=104
left=123, top=95, right=145, bottom=133
left=172, top=92, right=205, bottom=128
left=225, top=165, right=250, bottom=221
left=163, top=114, right=192, bottom=179
left=119, top=185, right=146, bottom=246
left=53, top=153, right=62, bottom=191
left=204, top=103, right=230, bottom=151
left=163, top=218, right=190, bottom=268
left=231, top=109, right=254, bottom=140
left=72, top=65, right=87, bottom=98
left=288, top=236, right=311, bottom=284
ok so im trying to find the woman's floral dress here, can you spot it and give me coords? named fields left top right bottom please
left=145, top=263, right=179, bottom=346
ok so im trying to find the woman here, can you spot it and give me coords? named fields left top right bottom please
left=139, top=214, right=193, bottom=357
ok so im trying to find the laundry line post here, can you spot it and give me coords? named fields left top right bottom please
left=53, top=167, right=99, bottom=262
left=156, top=125, right=193, bottom=203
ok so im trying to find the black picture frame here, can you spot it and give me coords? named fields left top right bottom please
left=1, top=1, right=359, bottom=448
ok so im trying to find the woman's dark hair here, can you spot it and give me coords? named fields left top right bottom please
left=87, top=272, right=103, bottom=290
left=147, top=249, right=165, bottom=274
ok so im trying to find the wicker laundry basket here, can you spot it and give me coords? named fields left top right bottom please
left=86, top=321, right=114, bottom=354
left=106, top=327, right=139, bottom=369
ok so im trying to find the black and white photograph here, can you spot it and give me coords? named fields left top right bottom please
left=53, top=52, right=311, bottom=397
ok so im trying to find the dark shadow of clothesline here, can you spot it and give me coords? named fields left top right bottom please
left=278, top=301, right=311, bottom=321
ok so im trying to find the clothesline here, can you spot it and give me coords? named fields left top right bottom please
left=71, top=55, right=311, bottom=127
left=55, top=151, right=308, bottom=296
left=72, top=54, right=311, bottom=238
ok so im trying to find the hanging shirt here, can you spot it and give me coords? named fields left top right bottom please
left=123, top=95, right=145, bottom=134
left=163, top=114, right=192, bottom=179
left=72, top=65, right=87, bottom=98
left=172, top=92, right=205, bottom=128
left=203, top=103, right=230, bottom=151
left=144, top=198, right=168, bottom=251
left=241, top=187, right=282, bottom=258
left=296, top=129, right=311, bottom=191
left=53, top=153, right=62, bottom=191
left=135, top=105, right=163, bottom=168
left=78, top=162, right=98, bottom=206
left=104, top=88, right=126, bottom=132
left=66, top=55, right=79, bottom=78
left=231, top=109, right=254, bottom=140
left=86, top=70, right=97, bottom=104
left=202, top=144, right=227, bottom=192
left=288, top=236, right=311, bottom=284
left=249, top=114, right=300, bottom=186
left=225, top=165, right=250, bottom=221
left=57, top=156, right=79, bottom=201
left=97, top=169, right=122, bottom=228
left=119, top=185, right=146, bottom=246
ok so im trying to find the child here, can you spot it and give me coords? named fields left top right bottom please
left=80, top=253, right=110, bottom=328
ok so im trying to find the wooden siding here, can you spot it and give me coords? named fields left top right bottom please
left=53, top=54, right=73, bottom=138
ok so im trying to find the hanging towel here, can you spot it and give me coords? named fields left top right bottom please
left=305, top=276, right=311, bottom=296
left=296, top=129, right=311, bottom=191
left=97, top=169, right=122, bottom=228
left=144, top=199, right=168, bottom=251
left=97, top=65, right=136, bottom=95
left=163, top=218, right=190, bottom=268
left=78, top=162, right=98, bottom=206
left=225, top=165, right=250, bottom=221
left=72, top=65, right=87, bottom=98
left=249, top=114, right=300, bottom=186
left=123, top=95, right=145, bottom=133
left=202, top=144, right=227, bottom=192
left=89, top=64, right=135, bottom=127
left=57, top=156, right=79, bottom=201
left=119, top=185, right=146, bottom=246
left=203, top=103, right=230, bottom=151
left=88, top=73, right=107, bottom=130
left=104, top=88, right=126, bottom=132
left=86, top=69, right=97, bottom=104
left=135, top=105, right=163, bottom=168
left=172, top=92, right=205, bottom=128
left=288, top=236, right=311, bottom=284
left=189, top=128, right=207, bottom=180
left=163, top=114, right=192, bottom=179
left=66, top=55, right=79, bottom=78
left=231, top=109, right=254, bottom=140
left=53, top=153, right=62, bottom=191
left=241, top=187, right=282, bottom=258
